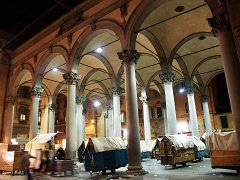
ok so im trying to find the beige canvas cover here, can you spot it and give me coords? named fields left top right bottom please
left=206, top=131, right=238, bottom=151
left=90, top=137, right=126, bottom=153
left=164, top=134, right=194, bottom=150
left=188, top=136, right=206, bottom=151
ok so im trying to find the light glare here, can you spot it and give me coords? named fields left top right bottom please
left=52, top=67, right=58, bottom=72
left=94, top=101, right=100, bottom=107
left=95, top=47, right=103, bottom=53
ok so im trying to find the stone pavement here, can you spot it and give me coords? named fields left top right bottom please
left=0, top=158, right=239, bottom=180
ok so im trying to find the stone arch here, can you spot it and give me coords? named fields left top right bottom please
left=70, top=19, right=125, bottom=71
left=81, top=52, right=117, bottom=86
left=10, top=63, right=34, bottom=96
left=34, top=45, right=70, bottom=86
left=169, top=32, right=214, bottom=64
left=52, top=81, right=66, bottom=105
left=139, top=30, right=167, bottom=62
left=205, top=71, right=225, bottom=89
left=145, top=70, right=163, bottom=93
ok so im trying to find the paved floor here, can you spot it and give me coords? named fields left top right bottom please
left=0, top=158, right=239, bottom=180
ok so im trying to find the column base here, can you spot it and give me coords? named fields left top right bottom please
left=126, top=165, right=148, bottom=176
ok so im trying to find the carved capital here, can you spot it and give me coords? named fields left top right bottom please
left=186, top=86, right=195, bottom=94
left=63, top=72, right=80, bottom=85
left=207, top=14, right=230, bottom=36
left=107, top=104, right=113, bottom=110
left=48, top=104, right=57, bottom=111
left=76, top=96, right=86, bottom=105
left=117, top=50, right=140, bottom=64
left=32, top=87, right=43, bottom=97
left=111, top=87, right=123, bottom=96
left=5, top=96, right=16, bottom=105
left=160, top=72, right=175, bottom=84
left=200, top=95, right=209, bottom=103
left=104, top=113, right=108, bottom=118
left=139, top=96, right=148, bottom=103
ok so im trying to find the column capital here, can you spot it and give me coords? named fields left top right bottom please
left=82, top=107, right=88, bottom=115
left=32, top=86, right=43, bottom=97
left=111, top=87, right=123, bottom=96
left=63, top=72, right=80, bottom=85
left=200, top=95, right=209, bottom=103
left=48, top=104, right=57, bottom=111
left=139, top=96, right=148, bottom=103
left=5, top=96, right=16, bottom=105
left=76, top=96, right=86, bottom=105
left=186, top=86, right=195, bottom=94
left=160, top=72, right=175, bottom=84
left=104, top=112, right=108, bottom=118
left=207, top=14, right=231, bottom=36
left=117, top=49, right=140, bottom=64
left=107, top=104, right=113, bottom=110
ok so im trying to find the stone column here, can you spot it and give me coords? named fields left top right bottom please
left=161, top=102, right=167, bottom=135
left=106, top=104, right=113, bottom=137
left=160, top=73, right=178, bottom=135
left=200, top=95, right=212, bottom=133
left=48, top=104, right=56, bottom=133
left=63, top=72, right=80, bottom=159
left=76, top=95, right=86, bottom=149
left=2, top=97, right=16, bottom=144
left=139, top=96, right=151, bottom=141
left=117, top=50, right=145, bottom=175
left=186, top=87, right=199, bottom=137
left=104, top=112, right=108, bottom=137
left=208, top=15, right=240, bottom=151
left=111, top=87, right=123, bottom=137
left=82, top=107, right=87, bottom=140
left=40, top=105, right=49, bottom=134
left=29, top=87, right=43, bottom=140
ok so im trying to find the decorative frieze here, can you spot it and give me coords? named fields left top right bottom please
left=111, top=87, right=123, bottom=96
left=160, top=72, right=175, bottom=84
left=32, top=87, right=43, bottom=97
left=117, top=50, right=140, bottom=64
left=63, top=72, right=80, bottom=85
left=200, top=95, right=209, bottom=103
left=207, top=14, right=230, bottom=36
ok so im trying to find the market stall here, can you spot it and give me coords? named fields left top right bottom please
left=83, top=137, right=128, bottom=173
left=188, top=136, right=207, bottom=161
left=159, top=134, right=195, bottom=167
left=206, top=131, right=240, bottom=174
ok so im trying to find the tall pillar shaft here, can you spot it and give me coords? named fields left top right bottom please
left=2, top=97, right=15, bottom=144
left=111, top=87, right=123, bottom=137
left=186, top=87, right=199, bottom=137
left=40, top=105, right=49, bottom=134
left=140, top=96, right=151, bottom=141
left=63, top=72, right=80, bottom=159
left=76, top=96, right=86, bottom=148
left=208, top=15, right=240, bottom=151
left=160, top=73, right=178, bottom=135
left=29, top=87, right=43, bottom=140
left=48, top=104, right=56, bottom=133
left=118, top=50, right=145, bottom=174
left=200, top=95, right=212, bottom=133
left=161, top=103, right=167, bottom=135
left=106, top=105, right=113, bottom=137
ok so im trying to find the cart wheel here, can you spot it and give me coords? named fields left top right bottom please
left=111, top=169, right=116, bottom=174
left=173, top=164, right=176, bottom=167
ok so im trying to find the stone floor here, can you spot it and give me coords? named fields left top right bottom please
left=0, top=158, right=239, bottom=180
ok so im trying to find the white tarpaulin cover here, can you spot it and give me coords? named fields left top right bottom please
left=140, top=140, right=156, bottom=152
left=206, top=131, right=238, bottom=151
left=188, top=136, right=206, bottom=151
left=28, top=133, right=57, bottom=143
left=90, top=137, right=126, bottom=153
left=164, top=134, right=194, bottom=150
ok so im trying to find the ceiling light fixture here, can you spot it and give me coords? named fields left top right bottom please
left=52, top=67, right=58, bottom=72
left=94, top=101, right=100, bottom=107
left=95, top=47, right=103, bottom=53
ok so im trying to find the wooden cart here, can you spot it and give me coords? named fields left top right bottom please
left=206, top=131, right=240, bottom=174
left=159, top=135, right=195, bottom=167
left=188, top=136, right=207, bottom=161
left=83, top=137, right=128, bottom=173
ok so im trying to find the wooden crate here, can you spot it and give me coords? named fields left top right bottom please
left=0, top=151, right=28, bottom=174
